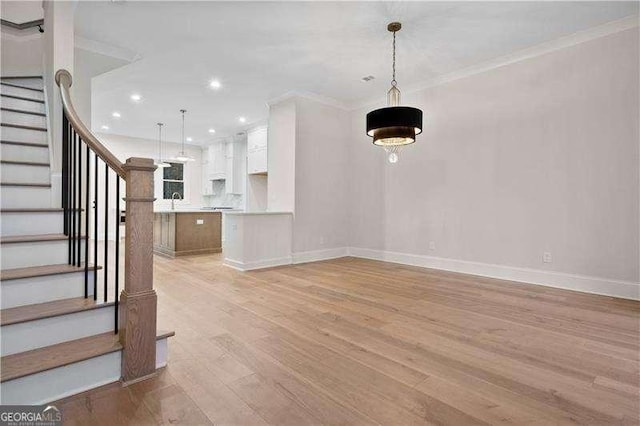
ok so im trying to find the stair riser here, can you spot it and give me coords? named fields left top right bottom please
left=2, top=306, right=115, bottom=356
left=1, top=163, right=50, bottom=184
left=0, top=86, right=44, bottom=101
left=1, top=79, right=44, bottom=90
left=0, top=186, right=51, bottom=208
left=0, top=125, right=47, bottom=144
left=0, top=351, right=121, bottom=405
left=1, top=110, right=46, bottom=128
left=0, top=143, right=49, bottom=163
left=1, top=273, right=94, bottom=309
left=1, top=212, right=63, bottom=237
left=0, top=96, right=45, bottom=114
left=1, top=241, right=85, bottom=269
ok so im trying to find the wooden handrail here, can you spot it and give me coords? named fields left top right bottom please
left=55, top=69, right=126, bottom=179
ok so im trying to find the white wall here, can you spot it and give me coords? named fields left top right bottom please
left=348, top=28, right=639, bottom=291
left=73, top=48, right=129, bottom=127
left=43, top=0, right=75, bottom=175
left=0, top=31, right=43, bottom=76
left=293, top=97, right=350, bottom=254
left=267, top=99, right=296, bottom=212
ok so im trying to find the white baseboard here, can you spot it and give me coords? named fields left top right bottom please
left=292, top=247, right=349, bottom=264
left=223, top=256, right=293, bottom=271
left=348, top=247, right=640, bottom=301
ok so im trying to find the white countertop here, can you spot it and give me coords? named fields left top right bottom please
left=154, top=208, right=241, bottom=213
left=223, top=211, right=292, bottom=215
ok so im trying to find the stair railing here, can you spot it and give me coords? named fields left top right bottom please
left=56, top=69, right=159, bottom=383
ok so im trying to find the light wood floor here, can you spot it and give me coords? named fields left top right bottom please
left=57, top=254, right=640, bottom=425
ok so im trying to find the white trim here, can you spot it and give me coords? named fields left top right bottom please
left=292, top=247, right=349, bottom=264
left=350, top=15, right=640, bottom=111
left=267, top=90, right=349, bottom=110
left=74, top=35, right=141, bottom=63
left=347, top=247, right=640, bottom=301
left=223, top=256, right=293, bottom=271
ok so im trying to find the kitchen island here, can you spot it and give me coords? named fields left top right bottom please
left=153, top=209, right=222, bottom=257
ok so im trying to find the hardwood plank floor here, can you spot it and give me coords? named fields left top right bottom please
left=56, top=254, right=640, bottom=425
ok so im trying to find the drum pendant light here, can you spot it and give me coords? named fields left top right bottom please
left=366, top=22, right=423, bottom=163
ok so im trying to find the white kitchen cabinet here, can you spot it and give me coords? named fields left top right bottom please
left=225, top=141, right=246, bottom=195
left=247, top=127, right=268, bottom=175
left=206, top=142, right=226, bottom=180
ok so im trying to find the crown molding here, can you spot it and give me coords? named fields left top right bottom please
left=74, top=36, right=141, bottom=63
left=267, top=90, right=349, bottom=110
left=349, top=14, right=639, bottom=111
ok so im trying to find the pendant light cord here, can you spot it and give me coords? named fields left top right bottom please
left=180, top=109, right=186, bottom=153
left=158, top=123, right=162, bottom=159
left=391, top=29, right=397, bottom=86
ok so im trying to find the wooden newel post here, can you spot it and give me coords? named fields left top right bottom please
left=120, top=157, right=158, bottom=384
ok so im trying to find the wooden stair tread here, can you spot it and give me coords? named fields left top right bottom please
left=0, top=263, right=100, bottom=281
left=0, top=208, right=80, bottom=213
left=0, top=76, right=43, bottom=80
left=1, top=140, right=48, bottom=148
left=0, top=82, right=44, bottom=93
left=0, top=182, right=51, bottom=187
left=1, top=160, right=49, bottom=167
left=1, top=330, right=175, bottom=382
left=1, top=332, right=122, bottom=382
left=0, top=123, right=47, bottom=132
left=0, top=94, right=45, bottom=104
left=1, top=297, right=114, bottom=326
left=0, top=107, right=46, bottom=117
left=1, top=233, right=87, bottom=244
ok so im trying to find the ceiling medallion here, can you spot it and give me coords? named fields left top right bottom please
left=366, top=22, right=423, bottom=164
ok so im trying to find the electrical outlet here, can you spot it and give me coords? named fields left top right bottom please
left=196, top=219, right=204, bottom=225
left=319, top=236, right=325, bottom=245
left=428, top=241, right=436, bottom=250
left=543, top=252, right=552, bottom=263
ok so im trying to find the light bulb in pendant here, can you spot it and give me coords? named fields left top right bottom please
left=388, top=152, right=399, bottom=163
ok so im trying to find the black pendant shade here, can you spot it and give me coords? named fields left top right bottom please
left=366, top=106, right=423, bottom=146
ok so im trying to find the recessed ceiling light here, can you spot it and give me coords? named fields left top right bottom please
left=130, top=93, right=141, bottom=102
left=361, top=75, right=375, bottom=82
left=238, top=117, right=246, bottom=123
left=209, top=80, right=221, bottom=89
left=101, top=125, right=110, bottom=130
left=186, top=137, right=193, bottom=142
left=208, top=128, right=216, bottom=134
left=112, top=112, right=121, bottom=118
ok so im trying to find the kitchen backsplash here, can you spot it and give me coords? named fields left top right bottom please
left=204, top=180, right=244, bottom=209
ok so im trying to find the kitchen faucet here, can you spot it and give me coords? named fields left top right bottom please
left=171, top=192, right=182, bottom=210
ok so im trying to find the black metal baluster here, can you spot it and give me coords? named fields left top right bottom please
left=76, top=133, right=82, bottom=267
left=104, top=167, right=109, bottom=303
left=70, top=128, right=75, bottom=265
left=93, top=154, right=99, bottom=301
left=62, top=114, right=68, bottom=236
left=114, top=177, right=120, bottom=333
left=85, top=144, right=90, bottom=298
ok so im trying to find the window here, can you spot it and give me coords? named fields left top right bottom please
left=163, top=162, right=184, bottom=199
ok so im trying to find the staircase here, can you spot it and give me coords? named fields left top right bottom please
left=0, top=76, right=172, bottom=404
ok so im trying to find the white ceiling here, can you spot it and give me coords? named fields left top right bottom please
left=75, top=1, right=639, bottom=146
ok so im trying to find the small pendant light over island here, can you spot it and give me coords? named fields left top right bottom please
left=175, top=109, right=195, bottom=162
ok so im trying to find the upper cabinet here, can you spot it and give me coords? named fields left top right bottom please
left=225, top=141, right=245, bottom=195
left=204, top=142, right=227, bottom=180
left=247, top=127, right=268, bottom=175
